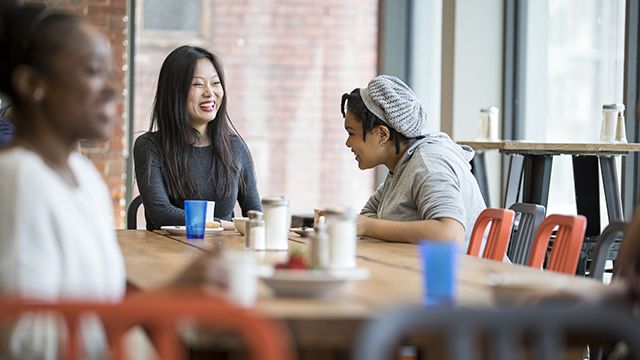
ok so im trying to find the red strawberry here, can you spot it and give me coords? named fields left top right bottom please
left=287, top=262, right=306, bottom=270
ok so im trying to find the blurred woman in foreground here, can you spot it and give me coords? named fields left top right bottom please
left=0, top=5, right=222, bottom=358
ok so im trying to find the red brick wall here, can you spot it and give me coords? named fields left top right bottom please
left=26, top=0, right=379, bottom=228
left=134, top=1, right=379, bottom=217
left=25, top=0, right=128, bottom=226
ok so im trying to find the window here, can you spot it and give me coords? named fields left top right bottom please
left=522, top=0, right=626, bottom=219
left=136, top=0, right=209, bottom=45
left=131, top=1, right=379, bottom=225
left=142, top=0, right=200, bottom=32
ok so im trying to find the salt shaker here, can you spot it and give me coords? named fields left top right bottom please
left=615, top=111, right=627, bottom=143
left=261, top=196, right=289, bottom=251
left=478, top=108, right=490, bottom=140
left=245, top=210, right=265, bottom=250
left=478, top=107, right=499, bottom=140
left=601, top=104, right=625, bottom=142
left=309, top=222, right=329, bottom=269
left=322, top=207, right=357, bottom=269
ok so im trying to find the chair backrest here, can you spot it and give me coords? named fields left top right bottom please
left=353, top=305, right=640, bottom=360
left=528, top=214, right=587, bottom=274
left=127, top=195, right=144, bottom=230
left=507, top=203, right=546, bottom=265
left=0, top=290, right=292, bottom=360
left=467, top=208, right=515, bottom=261
left=588, top=221, right=626, bottom=281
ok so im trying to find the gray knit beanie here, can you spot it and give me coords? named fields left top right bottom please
left=359, top=75, right=428, bottom=138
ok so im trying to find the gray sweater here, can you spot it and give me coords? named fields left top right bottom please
left=133, top=132, right=262, bottom=230
left=361, top=132, right=486, bottom=251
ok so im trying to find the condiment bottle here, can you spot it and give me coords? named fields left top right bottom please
left=615, top=111, right=627, bottom=143
left=309, top=221, right=329, bottom=269
left=245, top=210, right=265, bottom=250
left=601, top=104, right=625, bottom=142
left=261, top=196, right=289, bottom=251
left=322, top=207, right=357, bottom=269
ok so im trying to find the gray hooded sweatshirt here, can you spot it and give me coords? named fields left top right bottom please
left=361, top=132, right=486, bottom=251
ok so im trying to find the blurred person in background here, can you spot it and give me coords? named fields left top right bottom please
left=0, top=103, right=14, bottom=147
left=341, top=75, right=486, bottom=251
left=134, top=45, right=261, bottom=231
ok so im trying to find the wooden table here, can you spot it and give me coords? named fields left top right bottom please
left=117, top=229, right=606, bottom=353
left=458, top=141, right=640, bottom=236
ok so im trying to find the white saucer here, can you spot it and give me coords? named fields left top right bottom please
left=160, top=225, right=224, bottom=236
left=260, top=268, right=369, bottom=298
left=289, top=227, right=314, bottom=237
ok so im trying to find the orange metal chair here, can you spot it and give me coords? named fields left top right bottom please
left=467, top=208, right=515, bottom=261
left=0, top=290, right=293, bottom=360
left=528, top=214, right=587, bottom=274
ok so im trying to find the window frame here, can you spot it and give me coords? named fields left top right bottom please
left=135, top=0, right=211, bottom=47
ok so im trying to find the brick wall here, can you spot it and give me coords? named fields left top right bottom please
left=134, top=0, right=379, bottom=217
left=27, top=0, right=379, bottom=228
left=25, top=0, right=128, bottom=226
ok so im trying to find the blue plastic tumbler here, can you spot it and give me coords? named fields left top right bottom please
left=184, top=200, right=207, bottom=239
left=419, top=240, right=458, bottom=306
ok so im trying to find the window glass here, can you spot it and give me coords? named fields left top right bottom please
left=523, top=0, right=625, bottom=220
left=142, top=0, right=200, bottom=32
left=133, top=1, right=379, bottom=227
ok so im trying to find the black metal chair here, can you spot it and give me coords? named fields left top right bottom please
left=127, top=195, right=144, bottom=230
left=353, top=305, right=640, bottom=360
left=507, top=203, right=546, bottom=265
left=588, top=221, right=626, bottom=281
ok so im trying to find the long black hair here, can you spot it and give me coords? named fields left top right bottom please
left=341, top=89, right=409, bottom=155
left=149, top=45, right=240, bottom=205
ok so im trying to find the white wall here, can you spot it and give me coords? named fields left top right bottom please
left=450, top=0, right=504, bottom=141
left=410, top=0, right=442, bottom=133
left=445, top=0, right=504, bottom=206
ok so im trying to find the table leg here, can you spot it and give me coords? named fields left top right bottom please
left=572, top=156, right=600, bottom=236
left=471, top=152, right=490, bottom=206
left=502, top=154, right=524, bottom=208
left=599, top=156, right=624, bottom=222
left=521, top=155, right=553, bottom=208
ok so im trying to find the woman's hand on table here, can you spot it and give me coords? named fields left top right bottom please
left=220, top=220, right=234, bottom=230
left=356, top=215, right=373, bottom=237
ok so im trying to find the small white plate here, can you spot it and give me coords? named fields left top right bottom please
left=289, top=227, right=314, bottom=237
left=260, top=268, right=369, bottom=298
left=160, top=225, right=223, bottom=236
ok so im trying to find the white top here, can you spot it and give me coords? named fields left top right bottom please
left=0, top=147, right=125, bottom=358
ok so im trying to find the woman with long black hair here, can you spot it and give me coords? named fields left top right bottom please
left=134, top=46, right=261, bottom=230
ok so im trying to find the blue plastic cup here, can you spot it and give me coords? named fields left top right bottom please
left=184, top=200, right=207, bottom=239
left=419, top=240, right=458, bottom=306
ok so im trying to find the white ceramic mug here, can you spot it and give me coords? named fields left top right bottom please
left=208, top=250, right=256, bottom=307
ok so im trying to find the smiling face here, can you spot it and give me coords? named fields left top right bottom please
left=344, top=111, right=387, bottom=170
left=187, top=58, right=224, bottom=129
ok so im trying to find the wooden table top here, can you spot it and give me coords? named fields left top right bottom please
left=116, top=229, right=607, bottom=348
left=457, top=140, right=640, bottom=155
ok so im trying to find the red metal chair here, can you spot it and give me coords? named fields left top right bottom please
left=528, top=214, right=587, bottom=274
left=0, top=290, right=293, bottom=360
left=467, top=208, right=515, bottom=261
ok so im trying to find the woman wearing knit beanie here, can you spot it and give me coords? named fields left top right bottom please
left=341, top=75, right=486, bottom=250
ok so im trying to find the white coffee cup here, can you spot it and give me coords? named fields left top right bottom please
left=206, top=201, right=216, bottom=223
left=209, top=250, right=256, bottom=307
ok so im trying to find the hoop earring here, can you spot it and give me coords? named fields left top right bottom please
left=33, top=88, right=44, bottom=102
